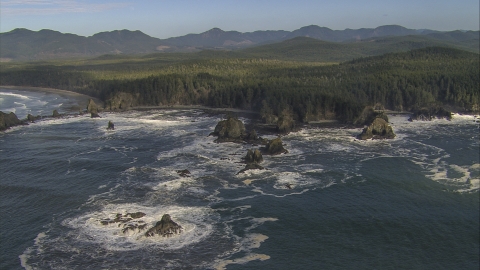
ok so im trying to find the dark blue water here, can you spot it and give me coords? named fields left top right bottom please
left=1, top=88, right=479, bottom=269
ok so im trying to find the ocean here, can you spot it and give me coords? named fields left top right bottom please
left=1, top=87, right=479, bottom=270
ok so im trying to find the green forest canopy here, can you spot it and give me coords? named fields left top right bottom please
left=0, top=46, right=478, bottom=123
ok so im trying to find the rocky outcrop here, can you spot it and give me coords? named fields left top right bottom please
left=245, top=149, right=263, bottom=164
left=354, top=106, right=389, bottom=126
left=106, top=92, right=138, bottom=111
left=107, top=120, right=115, bottom=130
left=263, top=137, right=288, bottom=155
left=276, top=110, right=295, bottom=134
left=238, top=148, right=264, bottom=174
left=358, top=118, right=396, bottom=140
left=100, top=212, right=148, bottom=234
left=91, top=112, right=101, bottom=118
left=0, top=111, right=23, bottom=131
left=100, top=212, right=146, bottom=225
left=408, top=107, right=452, bottom=121
left=52, top=110, right=61, bottom=118
left=86, top=98, right=99, bottom=114
left=210, top=116, right=247, bottom=142
left=145, top=214, right=183, bottom=237
left=27, top=114, right=41, bottom=123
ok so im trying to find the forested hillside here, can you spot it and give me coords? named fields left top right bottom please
left=0, top=46, right=478, bottom=123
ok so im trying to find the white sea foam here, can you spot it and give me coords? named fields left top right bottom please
left=63, top=203, right=214, bottom=251
left=0, top=92, right=31, bottom=99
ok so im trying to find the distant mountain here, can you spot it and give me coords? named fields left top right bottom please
left=0, top=28, right=166, bottom=61
left=0, top=25, right=478, bottom=61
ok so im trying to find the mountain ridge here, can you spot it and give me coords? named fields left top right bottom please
left=1, top=25, right=478, bottom=61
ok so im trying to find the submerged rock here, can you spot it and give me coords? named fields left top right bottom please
left=176, top=169, right=191, bottom=177
left=100, top=212, right=147, bottom=225
left=263, top=137, right=288, bottom=155
left=52, top=110, right=61, bottom=118
left=358, top=118, right=396, bottom=140
left=0, top=111, right=23, bottom=131
left=107, top=120, right=115, bottom=130
left=91, top=112, right=101, bottom=118
left=145, top=214, right=183, bottom=237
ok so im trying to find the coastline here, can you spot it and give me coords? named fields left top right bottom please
left=0, top=85, right=103, bottom=108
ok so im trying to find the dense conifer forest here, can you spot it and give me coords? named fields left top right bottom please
left=0, top=46, right=478, bottom=123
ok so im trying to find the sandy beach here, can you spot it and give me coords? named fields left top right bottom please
left=0, top=85, right=103, bottom=109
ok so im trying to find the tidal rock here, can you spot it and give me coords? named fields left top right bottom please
left=210, top=116, right=246, bottom=142
left=27, top=114, right=40, bottom=123
left=100, top=212, right=146, bottom=225
left=86, top=98, right=99, bottom=114
left=245, top=149, right=263, bottom=164
left=263, top=137, right=288, bottom=155
left=52, top=110, right=61, bottom=118
left=145, top=214, right=183, bottom=237
left=358, top=118, right=396, bottom=140
left=237, top=163, right=265, bottom=175
left=107, top=120, right=115, bottom=130
left=0, top=111, right=23, bottom=131
left=408, top=107, right=452, bottom=121
left=176, top=169, right=191, bottom=177
left=238, top=149, right=265, bottom=174
left=91, top=112, right=101, bottom=118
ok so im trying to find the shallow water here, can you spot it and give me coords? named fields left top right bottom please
left=1, top=88, right=479, bottom=269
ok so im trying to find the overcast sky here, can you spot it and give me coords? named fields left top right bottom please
left=1, top=0, right=478, bottom=38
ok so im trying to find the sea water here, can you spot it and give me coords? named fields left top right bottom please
left=1, top=88, right=479, bottom=269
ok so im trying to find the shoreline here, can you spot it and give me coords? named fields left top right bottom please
left=0, top=85, right=103, bottom=107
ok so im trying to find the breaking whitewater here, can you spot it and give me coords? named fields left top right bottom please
left=1, top=88, right=478, bottom=269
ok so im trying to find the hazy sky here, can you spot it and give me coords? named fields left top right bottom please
left=1, top=0, right=478, bottom=38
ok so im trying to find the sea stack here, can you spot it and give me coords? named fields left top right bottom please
left=107, top=120, right=115, bottom=130
left=357, top=118, right=396, bottom=140
left=210, top=116, right=247, bottom=142
left=145, top=214, right=183, bottom=237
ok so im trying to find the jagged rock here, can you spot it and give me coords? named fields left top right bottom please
left=176, top=169, right=191, bottom=177
left=245, top=149, right=263, bottom=164
left=263, top=137, right=288, bottom=155
left=0, top=111, right=23, bottom=131
left=354, top=106, right=389, bottom=126
left=52, top=110, right=61, bottom=118
left=107, top=120, right=115, bottom=130
left=210, top=116, right=246, bottom=142
left=106, top=92, right=137, bottom=111
left=408, top=107, right=452, bottom=121
left=145, top=214, right=183, bottom=237
left=91, top=112, right=101, bottom=118
left=27, top=114, right=40, bottom=122
left=86, top=98, right=99, bottom=114
left=238, top=149, right=265, bottom=174
left=358, top=118, right=396, bottom=140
